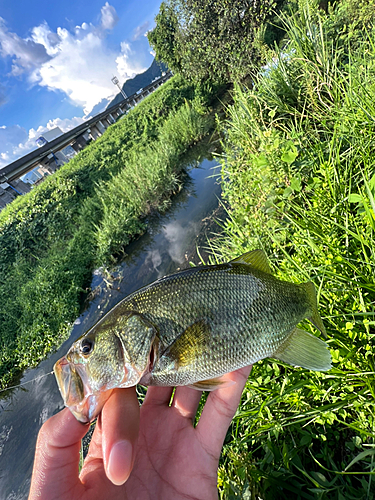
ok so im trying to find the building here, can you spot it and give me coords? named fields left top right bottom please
left=36, top=127, right=64, bottom=147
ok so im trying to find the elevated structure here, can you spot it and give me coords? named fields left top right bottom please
left=0, top=72, right=172, bottom=185
left=36, top=127, right=64, bottom=148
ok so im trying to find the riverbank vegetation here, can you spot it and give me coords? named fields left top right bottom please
left=211, top=2, right=375, bottom=498
left=0, top=76, right=221, bottom=388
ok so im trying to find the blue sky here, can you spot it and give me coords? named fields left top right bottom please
left=0, top=0, right=162, bottom=168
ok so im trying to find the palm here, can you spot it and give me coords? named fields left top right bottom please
left=125, top=387, right=219, bottom=499
left=124, top=367, right=251, bottom=499
left=29, top=367, right=251, bottom=500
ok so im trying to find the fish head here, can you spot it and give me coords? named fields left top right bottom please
left=54, top=311, right=156, bottom=422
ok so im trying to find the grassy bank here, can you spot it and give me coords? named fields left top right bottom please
left=214, top=3, right=375, bottom=499
left=0, top=75, right=221, bottom=389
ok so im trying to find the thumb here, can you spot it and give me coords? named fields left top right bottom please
left=101, top=388, right=140, bottom=486
left=29, top=408, right=88, bottom=500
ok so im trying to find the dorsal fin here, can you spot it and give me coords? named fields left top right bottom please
left=301, top=281, right=327, bottom=337
left=230, top=249, right=272, bottom=274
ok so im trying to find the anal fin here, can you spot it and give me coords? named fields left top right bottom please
left=188, top=376, right=235, bottom=391
left=272, top=328, right=331, bottom=371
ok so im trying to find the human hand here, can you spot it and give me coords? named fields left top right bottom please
left=29, top=366, right=252, bottom=500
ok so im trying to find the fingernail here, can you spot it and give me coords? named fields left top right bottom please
left=107, top=440, right=133, bottom=485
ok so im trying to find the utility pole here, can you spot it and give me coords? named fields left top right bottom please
left=111, top=76, right=128, bottom=100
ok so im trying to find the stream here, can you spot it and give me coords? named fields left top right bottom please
left=0, top=149, right=223, bottom=499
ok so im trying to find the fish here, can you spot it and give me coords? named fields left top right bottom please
left=54, top=249, right=331, bottom=423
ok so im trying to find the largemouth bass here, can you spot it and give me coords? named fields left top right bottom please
left=54, top=250, right=331, bottom=422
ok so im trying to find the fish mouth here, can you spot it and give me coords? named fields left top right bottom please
left=54, top=356, right=112, bottom=423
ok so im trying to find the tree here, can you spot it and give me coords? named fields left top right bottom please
left=148, top=0, right=283, bottom=83
left=147, top=2, right=183, bottom=75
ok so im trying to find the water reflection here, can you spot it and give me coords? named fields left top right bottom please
left=0, top=155, right=222, bottom=499
left=163, top=220, right=199, bottom=265
left=145, top=249, right=163, bottom=273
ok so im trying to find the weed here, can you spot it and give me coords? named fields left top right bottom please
left=216, top=3, right=375, bottom=498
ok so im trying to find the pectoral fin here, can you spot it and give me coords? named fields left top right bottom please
left=188, top=376, right=235, bottom=391
left=272, top=328, right=331, bottom=371
left=162, top=319, right=212, bottom=368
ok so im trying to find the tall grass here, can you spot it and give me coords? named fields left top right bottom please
left=216, top=4, right=375, bottom=498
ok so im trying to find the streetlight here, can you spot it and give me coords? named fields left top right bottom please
left=111, top=76, right=128, bottom=100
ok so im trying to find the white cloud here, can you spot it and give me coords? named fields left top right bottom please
left=0, top=4, right=147, bottom=114
left=0, top=116, right=87, bottom=169
left=0, top=124, right=28, bottom=154
left=46, top=116, right=88, bottom=132
left=0, top=17, right=51, bottom=76
left=100, top=2, right=119, bottom=31
left=132, top=21, right=150, bottom=41
left=31, top=22, right=60, bottom=56
left=115, top=42, right=140, bottom=83
left=33, top=28, right=144, bottom=115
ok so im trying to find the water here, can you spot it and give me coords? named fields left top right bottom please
left=0, top=153, right=223, bottom=499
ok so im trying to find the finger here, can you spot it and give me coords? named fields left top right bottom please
left=143, top=386, right=174, bottom=407
left=101, top=388, right=140, bottom=486
left=29, top=408, right=88, bottom=500
left=196, top=366, right=252, bottom=458
left=172, top=386, right=202, bottom=420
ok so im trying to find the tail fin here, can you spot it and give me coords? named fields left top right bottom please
left=302, top=281, right=327, bottom=337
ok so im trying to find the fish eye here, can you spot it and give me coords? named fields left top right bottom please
left=80, top=338, right=94, bottom=356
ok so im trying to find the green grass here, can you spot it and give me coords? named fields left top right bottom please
left=0, top=75, right=220, bottom=389
left=213, top=2, right=375, bottom=498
